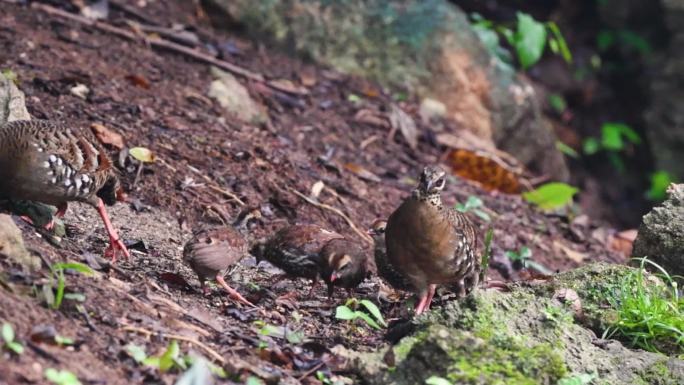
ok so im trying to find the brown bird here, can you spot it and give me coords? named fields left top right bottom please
left=252, top=224, right=369, bottom=298
left=385, top=166, right=479, bottom=315
left=318, top=238, right=372, bottom=298
left=183, top=226, right=254, bottom=306
left=0, top=120, right=129, bottom=261
left=367, top=219, right=413, bottom=292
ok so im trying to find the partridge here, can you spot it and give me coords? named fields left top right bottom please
left=0, top=120, right=129, bottom=260
left=318, top=238, right=372, bottom=298
left=367, top=219, right=413, bottom=291
left=252, top=224, right=368, bottom=297
left=183, top=226, right=254, bottom=306
left=385, top=166, right=479, bottom=315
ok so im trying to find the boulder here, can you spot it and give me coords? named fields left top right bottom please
left=0, top=214, right=40, bottom=271
left=0, top=71, right=31, bottom=125
left=338, top=263, right=684, bottom=384
left=633, top=184, right=684, bottom=278
left=202, top=0, right=569, bottom=181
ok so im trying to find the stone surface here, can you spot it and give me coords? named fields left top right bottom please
left=203, top=0, right=569, bottom=181
left=0, top=214, right=40, bottom=271
left=207, top=67, right=269, bottom=124
left=0, top=72, right=31, bottom=125
left=338, top=263, right=684, bottom=385
left=633, top=184, right=684, bottom=278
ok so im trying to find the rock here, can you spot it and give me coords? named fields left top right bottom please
left=202, top=0, right=569, bottom=181
left=338, top=263, right=683, bottom=385
left=207, top=67, right=269, bottom=124
left=632, top=184, right=684, bottom=278
left=0, top=214, right=40, bottom=271
left=0, top=71, right=31, bottom=125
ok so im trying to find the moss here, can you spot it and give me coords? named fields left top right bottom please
left=638, top=360, right=681, bottom=385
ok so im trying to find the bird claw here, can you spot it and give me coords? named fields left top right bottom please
left=104, top=236, right=131, bottom=264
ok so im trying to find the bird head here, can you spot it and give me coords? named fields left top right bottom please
left=329, top=252, right=354, bottom=283
left=417, top=166, right=447, bottom=196
left=367, top=219, right=387, bottom=239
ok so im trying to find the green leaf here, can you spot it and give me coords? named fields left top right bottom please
left=359, top=299, right=387, bottom=327
left=548, top=94, right=567, bottom=113
left=45, top=368, right=82, bottom=385
left=522, top=182, right=578, bottom=211
left=335, top=306, right=357, bottom=320
left=159, top=340, right=181, bottom=372
left=347, top=94, right=362, bottom=104
left=246, top=376, right=265, bottom=385
left=63, top=293, right=86, bottom=302
left=556, top=141, right=579, bottom=159
left=582, top=137, right=600, bottom=155
left=597, top=30, right=615, bottom=51
left=126, top=344, right=148, bottom=363
left=355, top=312, right=381, bottom=330
left=425, top=376, right=452, bottom=385
left=2, top=322, right=15, bottom=343
left=7, top=341, right=24, bottom=354
left=618, top=30, right=651, bottom=55
left=52, top=262, right=94, bottom=275
left=601, top=122, right=640, bottom=151
left=513, top=12, right=547, bottom=69
left=129, top=147, right=156, bottom=163
left=546, top=22, right=572, bottom=63
left=473, top=209, right=491, bottom=222
left=55, top=335, right=74, bottom=346
left=54, top=269, right=65, bottom=310
left=646, top=171, right=673, bottom=201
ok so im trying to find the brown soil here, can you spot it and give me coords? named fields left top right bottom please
left=0, top=1, right=625, bottom=384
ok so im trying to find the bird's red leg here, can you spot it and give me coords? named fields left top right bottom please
left=216, top=275, right=255, bottom=307
left=424, top=284, right=437, bottom=310
left=96, top=198, right=130, bottom=262
left=414, top=293, right=430, bottom=315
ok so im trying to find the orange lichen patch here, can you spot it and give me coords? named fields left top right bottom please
left=445, top=148, right=522, bottom=194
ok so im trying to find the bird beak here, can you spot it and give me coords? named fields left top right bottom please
left=366, top=229, right=374, bottom=236
left=330, top=273, right=338, bottom=282
left=425, top=179, right=435, bottom=192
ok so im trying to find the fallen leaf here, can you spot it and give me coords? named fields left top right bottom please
left=310, top=181, right=325, bottom=199
left=129, top=147, right=156, bottom=163
left=354, top=109, right=389, bottom=128
left=609, top=229, right=638, bottom=258
left=446, top=149, right=522, bottom=193
left=125, top=74, right=151, bottom=89
left=553, top=240, right=586, bottom=263
left=268, top=79, right=308, bottom=95
left=70, top=83, right=90, bottom=99
left=343, top=163, right=381, bottom=183
left=389, top=104, right=418, bottom=150
left=91, top=123, right=125, bottom=149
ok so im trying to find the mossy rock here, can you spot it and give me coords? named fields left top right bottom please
left=340, top=263, right=684, bottom=385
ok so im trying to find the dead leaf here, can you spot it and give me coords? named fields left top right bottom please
left=343, top=163, right=381, bottom=183
left=125, top=74, right=151, bottom=89
left=354, top=109, right=389, bottom=128
left=310, top=181, right=325, bottom=199
left=91, top=123, right=125, bottom=149
left=389, top=104, right=418, bottom=150
left=445, top=149, right=522, bottom=194
left=268, top=79, right=308, bottom=95
left=553, top=240, right=587, bottom=263
left=70, top=83, right=90, bottom=99
left=609, top=229, right=638, bottom=258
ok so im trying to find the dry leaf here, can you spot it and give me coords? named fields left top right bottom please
left=389, top=104, right=418, bottom=150
left=354, top=109, right=389, bottom=128
left=310, top=181, right=325, bottom=199
left=125, top=74, right=151, bottom=89
left=70, top=83, right=90, bottom=99
left=553, top=240, right=587, bottom=263
left=445, top=149, right=522, bottom=194
left=268, top=79, right=308, bottom=95
left=609, top=229, right=638, bottom=258
left=129, top=147, right=156, bottom=163
left=343, top=163, right=381, bottom=183
left=91, top=123, right=125, bottom=149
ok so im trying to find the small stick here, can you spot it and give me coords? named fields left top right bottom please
left=287, top=187, right=372, bottom=245
left=122, top=325, right=226, bottom=364
left=297, top=359, right=328, bottom=381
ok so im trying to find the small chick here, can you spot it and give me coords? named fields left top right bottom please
left=183, top=227, right=253, bottom=306
left=318, top=238, right=372, bottom=298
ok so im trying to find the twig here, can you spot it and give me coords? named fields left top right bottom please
left=32, top=3, right=264, bottom=83
left=122, top=325, right=226, bottom=364
left=187, top=165, right=245, bottom=206
left=287, top=187, right=372, bottom=245
left=297, top=359, right=328, bottom=381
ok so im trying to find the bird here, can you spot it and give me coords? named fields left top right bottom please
left=251, top=224, right=369, bottom=298
left=183, top=226, right=254, bottom=307
left=0, top=120, right=130, bottom=261
left=385, top=166, right=479, bottom=315
left=367, top=219, right=413, bottom=292
left=318, top=237, right=372, bottom=298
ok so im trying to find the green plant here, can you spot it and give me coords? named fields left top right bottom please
left=583, top=122, right=641, bottom=172
left=555, top=141, right=579, bottom=159
left=245, top=376, right=265, bottom=385
left=44, top=368, right=81, bottom=385
left=646, top=171, right=673, bottom=201
left=126, top=340, right=186, bottom=372
left=335, top=298, right=387, bottom=330
left=2, top=322, right=24, bottom=355
left=522, top=182, right=578, bottom=211
left=548, top=94, right=568, bottom=114
left=43, top=262, right=94, bottom=310
left=454, top=196, right=491, bottom=222
left=603, top=258, right=683, bottom=354
left=252, top=320, right=304, bottom=344
left=1, top=69, right=18, bottom=84
left=505, top=246, right=553, bottom=275
left=471, top=12, right=572, bottom=70
left=316, top=371, right=333, bottom=385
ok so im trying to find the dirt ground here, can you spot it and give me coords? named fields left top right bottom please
left=0, top=1, right=626, bottom=384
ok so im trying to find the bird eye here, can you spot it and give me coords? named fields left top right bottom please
left=436, top=177, right=445, bottom=189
